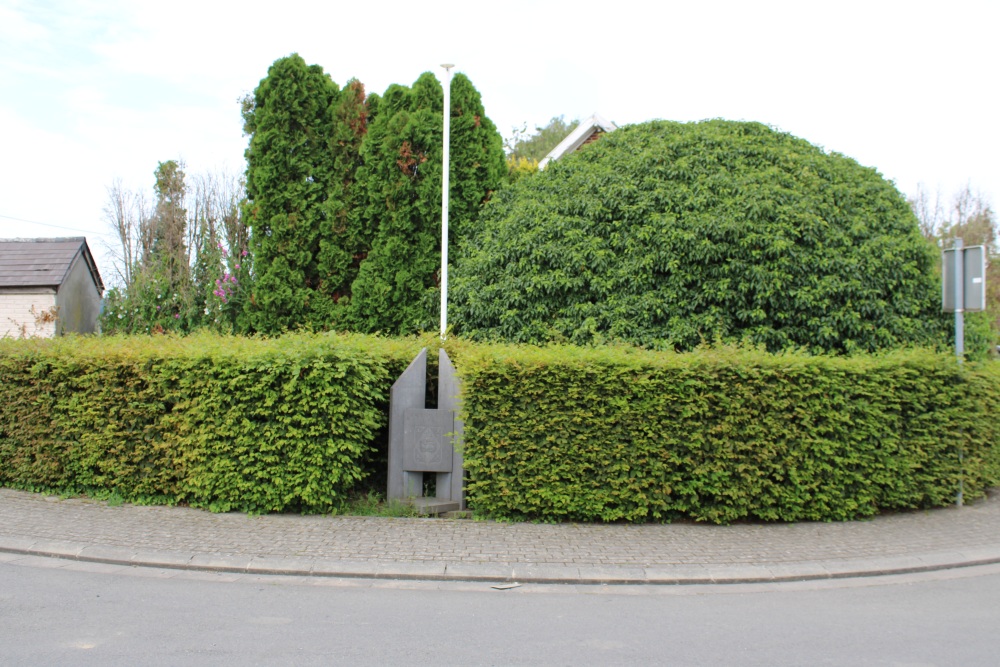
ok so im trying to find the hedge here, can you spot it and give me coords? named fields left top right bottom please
left=448, top=341, right=1000, bottom=523
left=452, top=120, right=946, bottom=354
left=4, top=334, right=997, bottom=523
left=0, top=332, right=426, bottom=513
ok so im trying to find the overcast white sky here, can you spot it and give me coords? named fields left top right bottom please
left=1, top=0, right=997, bottom=281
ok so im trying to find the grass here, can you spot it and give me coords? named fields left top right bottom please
left=336, top=490, right=422, bottom=518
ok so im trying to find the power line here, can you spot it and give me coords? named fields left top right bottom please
left=0, top=213, right=112, bottom=237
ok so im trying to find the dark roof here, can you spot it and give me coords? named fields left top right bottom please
left=0, top=237, right=104, bottom=292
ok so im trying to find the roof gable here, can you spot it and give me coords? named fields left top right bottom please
left=539, top=113, right=618, bottom=169
left=0, top=237, right=104, bottom=292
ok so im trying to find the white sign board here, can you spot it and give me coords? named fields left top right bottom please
left=943, top=244, right=986, bottom=312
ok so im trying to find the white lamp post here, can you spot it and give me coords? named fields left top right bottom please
left=440, top=63, right=454, bottom=339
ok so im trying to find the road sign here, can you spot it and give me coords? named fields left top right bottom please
left=943, top=243, right=986, bottom=313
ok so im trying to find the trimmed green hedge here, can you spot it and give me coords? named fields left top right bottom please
left=5, top=334, right=997, bottom=523
left=449, top=342, right=1000, bottom=523
left=0, top=332, right=426, bottom=512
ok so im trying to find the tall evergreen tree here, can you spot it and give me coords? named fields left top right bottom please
left=347, top=74, right=445, bottom=334
left=312, top=78, right=371, bottom=324
left=447, top=73, right=507, bottom=240
left=241, top=54, right=341, bottom=334
left=347, top=72, right=505, bottom=335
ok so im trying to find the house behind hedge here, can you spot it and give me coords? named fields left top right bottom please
left=538, top=113, right=617, bottom=169
left=0, top=237, right=104, bottom=338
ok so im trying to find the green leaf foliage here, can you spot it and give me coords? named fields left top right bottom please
left=345, top=74, right=444, bottom=335
left=452, top=120, right=948, bottom=354
left=448, top=340, right=1000, bottom=523
left=346, top=72, right=506, bottom=335
left=242, top=54, right=366, bottom=334
left=447, top=73, right=507, bottom=241
left=312, top=78, right=371, bottom=324
left=100, top=160, right=207, bottom=336
left=0, top=333, right=426, bottom=513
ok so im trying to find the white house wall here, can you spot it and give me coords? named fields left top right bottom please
left=0, top=288, right=58, bottom=338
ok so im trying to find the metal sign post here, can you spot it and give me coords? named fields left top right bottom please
left=941, top=239, right=988, bottom=507
left=953, top=238, right=964, bottom=507
left=953, top=238, right=965, bottom=361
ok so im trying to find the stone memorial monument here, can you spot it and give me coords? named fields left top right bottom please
left=387, top=348, right=465, bottom=513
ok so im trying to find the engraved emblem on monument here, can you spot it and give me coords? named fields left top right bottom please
left=402, top=408, right=453, bottom=473
left=415, top=426, right=442, bottom=465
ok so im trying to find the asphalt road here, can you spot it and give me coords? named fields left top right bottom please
left=3, top=558, right=999, bottom=666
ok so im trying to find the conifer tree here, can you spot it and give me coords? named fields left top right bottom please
left=241, top=54, right=340, bottom=334
left=347, top=74, right=445, bottom=334
left=347, top=72, right=505, bottom=334
left=312, top=78, right=371, bottom=324
left=447, top=73, right=507, bottom=240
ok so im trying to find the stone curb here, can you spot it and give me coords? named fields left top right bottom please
left=4, top=537, right=1000, bottom=586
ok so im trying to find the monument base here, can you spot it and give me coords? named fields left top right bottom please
left=409, top=497, right=461, bottom=515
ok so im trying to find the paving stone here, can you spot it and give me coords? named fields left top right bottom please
left=374, top=560, right=449, bottom=579
left=575, top=566, right=648, bottom=584
left=696, top=564, right=753, bottom=582
left=128, top=550, right=194, bottom=568
left=186, top=553, right=253, bottom=572
left=310, top=559, right=383, bottom=577
left=643, top=564, right=713, bottom=584
left=0, top=535, right=39, bottom=553
left=913, top=551, right=973, bottom=569
left=762, top=562, right=830, bottom=581
left=246, top=556, right=315, bottom=576
left=3, top=487, right=1000, bottom=583
left=78, top=545, right=138, bottom=564
left=26, top=539, right=86, bottom=558
left=511, top=564, right=583, bottom=583
left=954, top=546, right=1000, bottom=564
left=442, top=562, right=515, bottom=580
left=821, top=556, right=926, bottom=577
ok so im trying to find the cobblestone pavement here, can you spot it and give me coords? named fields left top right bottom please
left=2, top=488, right=1000, bottom=584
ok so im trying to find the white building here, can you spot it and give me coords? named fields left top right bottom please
left=539, top=113, right=618, bottom=169
left=0, top=237, right=104, bottom=338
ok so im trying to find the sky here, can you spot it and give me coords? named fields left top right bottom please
left=1, top=0, right=997, bottom=284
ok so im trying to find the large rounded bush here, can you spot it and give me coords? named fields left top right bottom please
left=452, top=120, right=945, bottom=353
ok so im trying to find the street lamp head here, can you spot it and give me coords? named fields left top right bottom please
left=441, top=63, right=455, bottom=71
